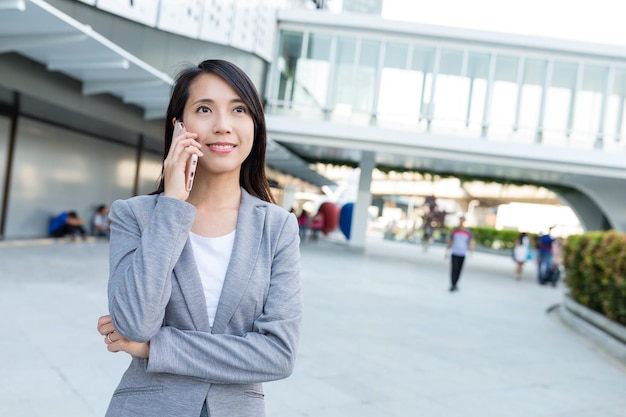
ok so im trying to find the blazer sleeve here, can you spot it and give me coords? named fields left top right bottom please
left=146, top=212, right=303, bottom=384
left=108, top=196, right=196, bottom=342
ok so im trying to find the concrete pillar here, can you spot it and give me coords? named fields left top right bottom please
left=565, top=179, right=626, bottom=232
left=349, top=151, right=375, bottom=252
left=558, top=188, right=608, bottom=232
left=281, top=184, right=297, bottom=212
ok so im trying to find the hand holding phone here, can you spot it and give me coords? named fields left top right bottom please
left=173, top=121, right=198, bottom=192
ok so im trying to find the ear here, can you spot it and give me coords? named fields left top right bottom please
left=171, top=117, right=178, bottom=127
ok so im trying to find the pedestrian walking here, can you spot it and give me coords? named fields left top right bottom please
left=512, top=231, right=530, bottom=280
left=445, top=216, right=474, bottom=292
left=537, top=226, right=555, bottom=284
left=422, top=223, right=433, bottom=252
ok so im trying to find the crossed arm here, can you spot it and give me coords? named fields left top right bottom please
left=97, top=314, right=149, bottom=358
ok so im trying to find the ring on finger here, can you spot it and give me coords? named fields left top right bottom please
left=106, top=333, right=114, bottom=344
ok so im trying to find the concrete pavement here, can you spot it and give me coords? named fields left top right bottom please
left=0, top=235, right=625, bottom=416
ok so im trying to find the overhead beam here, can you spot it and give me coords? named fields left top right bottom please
left=82, top=79, right=165, bottom=95
left=122, top=91, right=169, bottom=103
left=47, top=57, right=129, bottom=71
left=0, top=0, right=25, bottom=11
left=0, top=33, right=88, bottom=53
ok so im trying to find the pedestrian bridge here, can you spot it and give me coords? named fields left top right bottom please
left=264, top=10, right=626, bottom=234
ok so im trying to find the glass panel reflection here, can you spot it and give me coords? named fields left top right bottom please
left=354, top=39, right=380, bottom=124
left=571, top=64, right=607, bottom=146
left=543, top=62, right=577, bottom=145
left=431, top=49, right=468, bottom=134
left=329, top=36, right=357, bottom=123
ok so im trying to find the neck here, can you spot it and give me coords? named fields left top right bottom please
left=187, top=178, right=242, bottom=210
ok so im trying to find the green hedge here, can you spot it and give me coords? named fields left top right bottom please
left=470, top=226, right=520, bottom=250
left=564, top=230, right=626, bottom=326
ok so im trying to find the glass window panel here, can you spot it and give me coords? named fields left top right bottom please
left=523, top=59, right=546, bottom=86
left=411, top=45, right=434, bottom=72
left=272, top=30, right=303, bottom=106
left=377, top=68, right=422, bottom=128
left=384, top=42, right=408, bottom=69
left=612, top=68, right=626, bottom=95
left=494, top=56, right=519, bottom=83
left=468, top=79, right=487, bottom=135
left=543, top=62, right=577, bottom=144
left=488, top=56, right=520, bottom=137
left=307, top=33, right=331, bottom=60
left=329, top=37, right=357, bottom=121
left=610, top=68, right=626, bottom=143
left=552, top=62, right=577, bottom=89
left=581, top=64, right=607, bottom=92
left=468, top=52, right=490, bottom=79
left=430, top=73, right=470, bottom=133
left=603, top=68, right=626, bottom=147
left=571, top=64, right=606, bottom=143
left=604, top=94, right=621, bottom=147
left=518, top=59, right=546, bottom=133
left=359, top=39, right=380, bottom=67
left=354, top=39, right=380, bottom=117
left=286, top=32, right=333, bottom=118
left=466, top=53, right=490, bottom=131
left=377, top=42, right=412, bottom=127
left=336, top=36, right=356, bottom=64
left=490, top=81, right=517, bottom=135
left=409, top=46, right=435, bottom=128
left=430, top=49, right=465, bottom=132
left=439, top=49, right=463, bottom=76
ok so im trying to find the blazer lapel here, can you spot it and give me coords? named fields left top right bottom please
left=211, top=190, right=266, bottom=334
left=173, top=240, right=211, bottom=332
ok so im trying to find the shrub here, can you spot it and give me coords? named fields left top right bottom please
left=471, top=226, right=519, bottom=250
left=564, top=230, right=626, bottom=326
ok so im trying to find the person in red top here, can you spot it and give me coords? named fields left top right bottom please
left=310, top=211, right=324, bottom=242
left=445, top=216, right=475, bottom=292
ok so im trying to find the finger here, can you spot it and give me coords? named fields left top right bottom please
left=107, top=343, right=123, bottom=353
left=104, top=331, right=116, bottom=344
left=98, top=322, right=116, bottom=336
left=165, top=139, right=202, bottom=167
left=185, top=144, right=204, bottom=158
left=179, top=139, right=203, bottom=155
left=97, top=315, right=112, bottom=332
left=171, top=132, right=200, bottom=151
left=107, top=337, right=128, bottom=353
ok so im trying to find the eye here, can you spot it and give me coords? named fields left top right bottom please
left=233, top=105, right=247, bottom=114
left=197, top=105, right=211, bottom=114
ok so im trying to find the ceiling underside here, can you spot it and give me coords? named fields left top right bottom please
left=0, top=0, right=334, bottom=188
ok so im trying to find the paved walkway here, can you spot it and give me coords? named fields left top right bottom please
left=1, top=236, right=625, bottom=417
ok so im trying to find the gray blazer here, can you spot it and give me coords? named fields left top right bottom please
left=105, top=189, right=302, bottom=417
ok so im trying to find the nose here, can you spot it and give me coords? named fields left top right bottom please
left=212, top=111, right=232, bottom=134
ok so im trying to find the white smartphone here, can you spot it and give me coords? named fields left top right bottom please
left=173, top=121, right=198, bottom=192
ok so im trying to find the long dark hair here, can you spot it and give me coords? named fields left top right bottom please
left=153, top=59, right=274, bottom=203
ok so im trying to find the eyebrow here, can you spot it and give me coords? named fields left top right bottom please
left=191, top=98, right=245, bottom=105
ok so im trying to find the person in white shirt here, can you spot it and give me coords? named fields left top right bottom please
left=93, top=204, right=110, bottom=238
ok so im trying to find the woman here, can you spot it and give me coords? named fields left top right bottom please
left=97, top=60, right=302, bottom=417
left=513, top=232, right=530, bottom=280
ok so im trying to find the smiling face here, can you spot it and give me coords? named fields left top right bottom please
left=182, top=72, right=254, bottom=179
